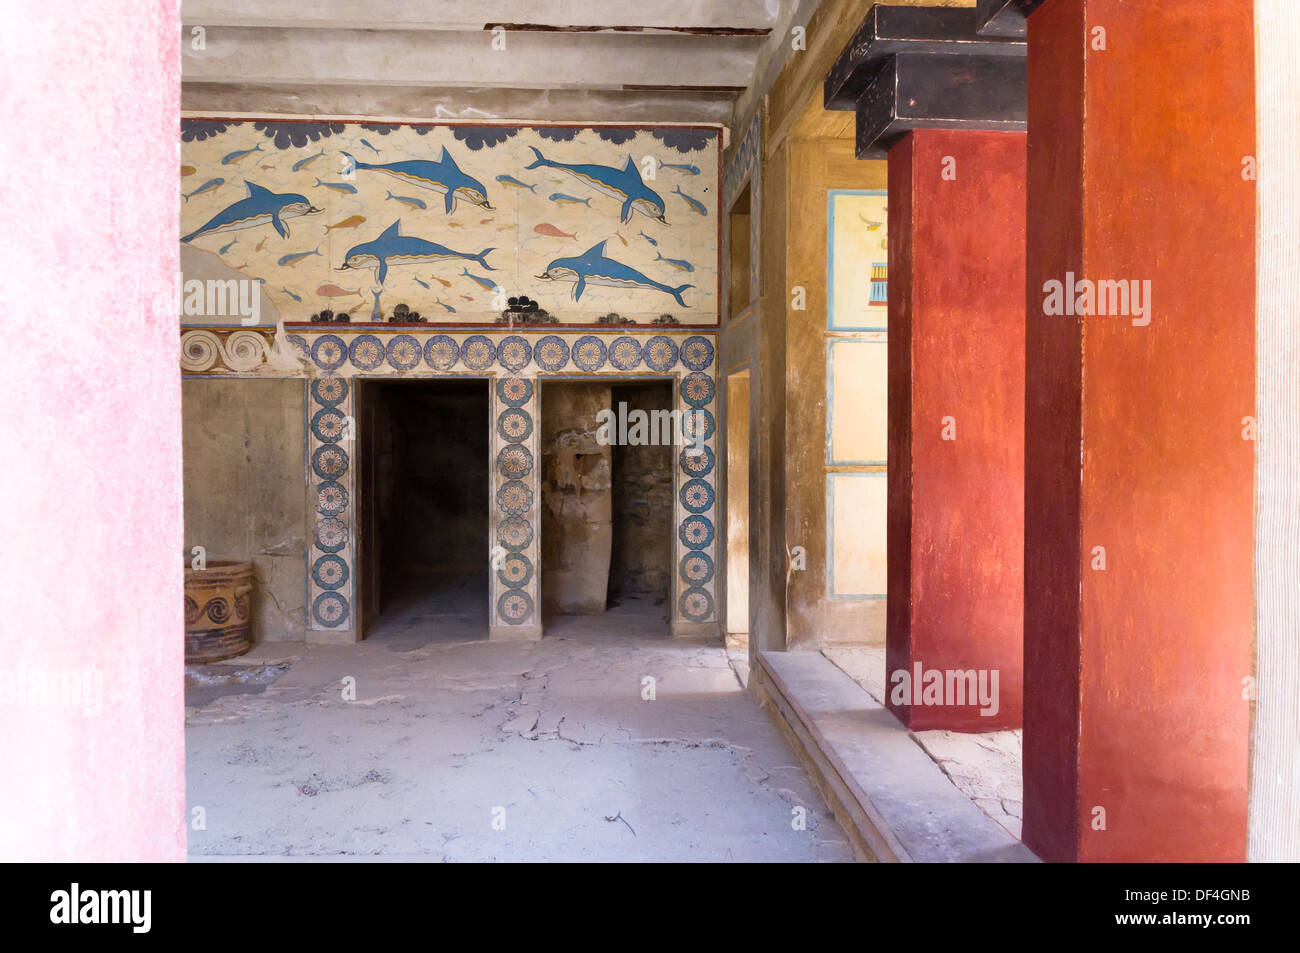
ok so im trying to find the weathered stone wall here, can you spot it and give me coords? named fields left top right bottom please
left=609, top=383, right=674, bottom=599
left=540, top=382, right=612, bottom=614
left=182, top=378, right=307, bottom=642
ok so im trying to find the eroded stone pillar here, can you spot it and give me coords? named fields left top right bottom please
left=1022, top=0, right=1254, bottom=862
left=886, top=129, right=1027, bottom=732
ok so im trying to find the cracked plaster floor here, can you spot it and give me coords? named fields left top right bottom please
left=186, top=598, right=853, bottom=861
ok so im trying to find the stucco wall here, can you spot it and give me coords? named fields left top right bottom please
left=182, top=379, right=308, bottom=641
left=0, top=0, right=184, bottom=860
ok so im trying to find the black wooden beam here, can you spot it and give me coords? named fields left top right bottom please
left=974, top=0, right=1047, bottom=39
left=854, top=52, right=1027, bottom=159
left=824, top=4, right=1024, bottom=111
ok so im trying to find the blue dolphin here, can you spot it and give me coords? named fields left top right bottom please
left=181, top=182, right=321, bottom=243
left=537, top=240, right=691, bottom=306
left=341, top=147, right=492, bottom=213
left=524, top=146, right=667, bottom=224
left=339, top=220, right=495, bottom=284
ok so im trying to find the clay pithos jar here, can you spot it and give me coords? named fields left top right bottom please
left=184, top=560, right=254, bottom=663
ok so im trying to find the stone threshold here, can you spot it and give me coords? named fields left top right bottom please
left=753, top=650, right=1038, bottom=863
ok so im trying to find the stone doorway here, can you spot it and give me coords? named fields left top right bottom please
left=356, top=378, right=491, bottom=644
left=539, top=379, right=675, bottom=632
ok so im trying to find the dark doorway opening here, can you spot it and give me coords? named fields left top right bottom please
left=357, top=378, right=489, bottom=644
left=539, top=380, right=673, bottom=636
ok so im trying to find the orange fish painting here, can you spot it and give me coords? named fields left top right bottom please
left=534, top=223, right=576, bottom=240
left=325, top=215, right=366, bottom=233
left=316, top=284, right=362, bottom=299
left=180, top=165, right=196, bottom=177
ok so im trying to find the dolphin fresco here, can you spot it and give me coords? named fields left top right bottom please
left=181, top=182, right=321, bottom=243
left=339, top=220, right=496, bottom=284
left=342, top=147, right=493, bottom=213
left=524, top=146, right=666, bottom=224
left=537, top=240, right=691, bottom=306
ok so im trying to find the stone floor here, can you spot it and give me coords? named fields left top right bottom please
left=185, top=597, right=852, bottom=861
left=822, top=645, right=1024, bottom=840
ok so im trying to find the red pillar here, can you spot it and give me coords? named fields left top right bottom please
left=887, top=129, right=1026, bottom=732
left=1023, top=0, right=1254, bottom=862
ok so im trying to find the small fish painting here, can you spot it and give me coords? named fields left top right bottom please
left=655, top=251, right=694, bottom=273
left=278, top=248, right=322, bottom=267
left=432, top=276, right=452, bottom=288
left=659, top=161, right=700, bottom=175
left=316, top=284, right=362, bottom=299
left=534, top=223, right=576, bottom=240
left=180, top=165, right=196, bottom=177
left=548, top=192, right=592, bottom=207
left=219, top=238, right=238, bottom=255
left=435, top=299, right=456, bottom=313
left=359, top=139, right=381, bottom=155
left=615, top=231, right=628, bottom=246
left=255, top=236, right=268, bottom=252
left=460, top=269, right=497, bottom=292
left=325, top=215, right=366, bottom=233
left=221, top=143, right=264, bottom=165
left=316, top=178, right=359, bottom=194
left=292, top=149, right=325, bottom=172
left=673, top=185, right=707, bottom=217
left=183, top=177, right=224, bottom=202
left=386, top=190, right=427, bottom=211
left=639, top=230, right=658, bottom=247
left=281, top=287, right=302, bottom=302
left=413, top=276, right=430, bottom=290
left=259, top=165, right=276, bottom=171
left=496, top=175, right=536, bottom=192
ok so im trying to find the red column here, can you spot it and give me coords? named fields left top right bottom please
left=887, top=129, right=1026, bottom=732
left=1023, top=0, right=1254, bottom=862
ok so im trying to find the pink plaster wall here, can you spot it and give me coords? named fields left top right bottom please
left=0, top=0, right=184, bottom=860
